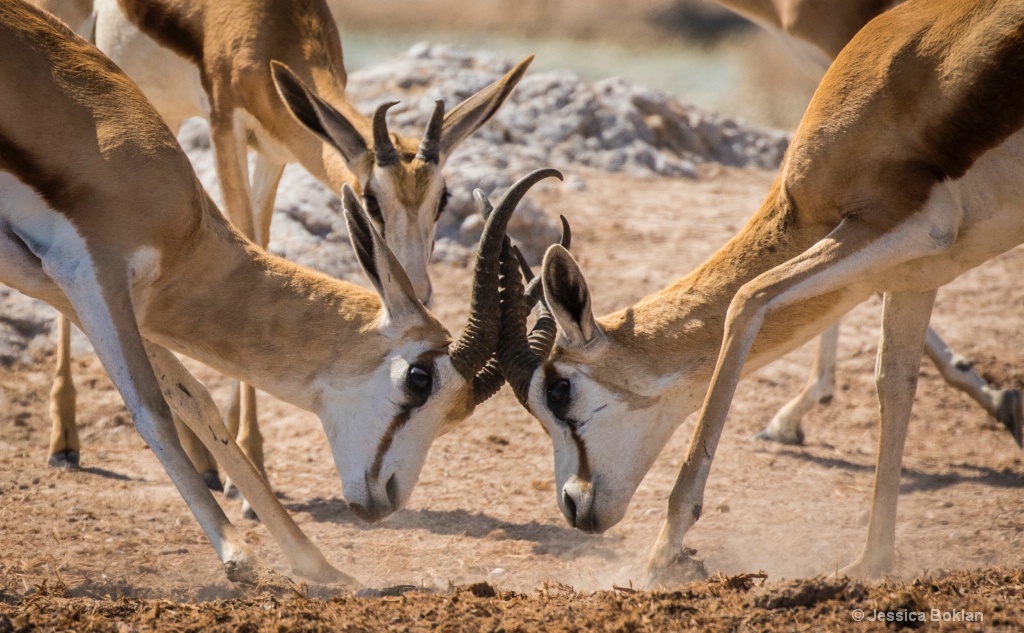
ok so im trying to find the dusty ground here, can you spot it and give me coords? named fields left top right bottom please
left=2, top=166, right=1024, bottom=630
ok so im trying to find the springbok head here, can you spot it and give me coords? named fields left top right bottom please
left=271, top=56, right=534, bottom=306
left=499, top=246, right=703, bottom=534
left=324, top=169, right=561, bottom=523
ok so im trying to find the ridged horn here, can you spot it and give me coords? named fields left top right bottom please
left=470, top=235, right=518, bottom=404
left=416, top=100, right=445, bottom=164
left=473, top=214, right=571, bottom=404
left=450, top=168, right=563, bottom=381
left=373, top=101, right=399, bottom=167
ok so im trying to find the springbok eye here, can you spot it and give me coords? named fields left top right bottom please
left=363, top=193, right=384, bottom=225
left=546, top=378, right=572, bottom=418
left=405, top=364, right=433, bottom=406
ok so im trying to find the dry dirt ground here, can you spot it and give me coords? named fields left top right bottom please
left=2, top=166, right=1024, bottom=630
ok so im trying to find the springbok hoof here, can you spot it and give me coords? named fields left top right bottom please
left=223, top=480, right=240, bottom=499
left=47, top=450, right=80, bottom=469
left=837, top=556, right=891, bottom=579
left=995, top=389, right=1023, bottom=448
left=224, top=558, right=298, bottom=597
left=647, top=548, right=709, bottom=588
left=754, top=426, right=805, bottom=446
left=242, top=501, right=259, bottom=522
left=200, top=471, right=223, bottom=492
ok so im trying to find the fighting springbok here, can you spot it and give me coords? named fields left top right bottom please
left=1, top=0, right=557, bottom=583
left=499, top=0, right=1024, bottom=583
left=716, top=0, right=1022, bottom=446
left=31, top=0, right=532, bottom=511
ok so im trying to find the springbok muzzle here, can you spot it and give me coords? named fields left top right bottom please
left=561, top=475, right=600, bottom=533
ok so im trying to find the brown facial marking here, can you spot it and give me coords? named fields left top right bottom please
left=541, top=363, right=591, bottom=482
left=569, top=426, right=591, bottom=483
left=117, top=0, right=204, bottom=66
left=369, top=409, right=411, bottom=482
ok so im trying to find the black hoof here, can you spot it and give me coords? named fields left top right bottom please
left=243, top=505, right=260, bottom=522
left=754, top=427, right=805, bottom=446
left=223, top=483, right=241, bottom=499
left=996, top=389, right=1023, bottom=449
left=201, top=471, right=223, bottom=492
left=47, top=450, right=80, bottom=470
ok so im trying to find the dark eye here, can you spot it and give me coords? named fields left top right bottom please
left=546, top=378, right=571, bottom=418
left=406, top=363, right=433, bottom=406
left=363, top=193, right=384, bottom=225
left=434, top=186, right=450, bottom=221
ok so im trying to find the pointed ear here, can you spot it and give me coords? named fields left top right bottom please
left=271, top=61, right=369, bottom=162
left=341, top=185, right=427, bottom=325
left=542, top=245, right=601, bottom=347
left=440, top=55, right=533, bottom=157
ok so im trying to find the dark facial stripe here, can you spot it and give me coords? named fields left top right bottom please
left=117, top=0, right=203, bottom=66
left=369, top=409, right=412, bottom=481
left=569, top=425, right=591, bottom=483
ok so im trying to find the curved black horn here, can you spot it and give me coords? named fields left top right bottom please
left=416, top=100, right=445, bottom=164
left=450, top=168, right=563, bottom=380
left=495, top=237, right=540, bottom=408
left=474, top=213, right=570, bottom=404
left=373, top=102, right=399, bottom=167
left=471, top=236, right=518, bottom=403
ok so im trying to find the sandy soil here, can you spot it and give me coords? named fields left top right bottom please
left=2, top=166, right=1024, bottom=629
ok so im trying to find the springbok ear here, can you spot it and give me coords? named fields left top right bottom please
left=271, top=61, right=369, bottom=162
left=341, top=185, right=426, bottom=325
left=440, top=55, right=533, bottom=157
left=542, top=245, right=600, bottom=347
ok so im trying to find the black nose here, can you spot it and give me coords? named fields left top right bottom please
left=386, top=474, right=400, bottom=510
left=562, top=490, right=578, bottom=528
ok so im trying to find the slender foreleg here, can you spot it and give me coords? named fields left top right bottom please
left=47, top=312, right=80, bottom=468
left=840, top=289, right=935, bottom=576
left=923, top=328, right=1023, bottom=447
left=41, top=246, right=276, bottom=586
left=146, top=344, right=358, bottom=586
left=221, top=152, right=285, bottom=516
left=755, top=320, right=840, bottom=445
left=647, top=217, right=949, bottom=585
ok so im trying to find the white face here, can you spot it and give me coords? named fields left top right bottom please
left=524, top=347, right=695, bottom=534
left=317, top=339, right=468, bottom=523
left=361, top=171, right=447, bottom=307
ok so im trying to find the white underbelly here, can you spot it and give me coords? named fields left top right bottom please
left=235, top=109, right=297, bottom=165
left=0, top=171, right=162, bottom=317
left=93, top=0, right=208, bottom=129
left=873, top=129, right=1024, bottom=293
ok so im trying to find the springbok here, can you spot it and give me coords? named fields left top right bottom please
left=716, top=0, right=1022, bottom=446
left=1, top=0, right=557, bottom=584
left=499, top=0, right=1024, bottom=583
left=30, top=0, right=533, bottom=511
